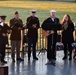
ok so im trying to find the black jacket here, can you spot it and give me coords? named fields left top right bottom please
left=42, top=17, right=62, bottom=43
left=62, top=22, right=74, bottom=43
left=42, top=17, right=62, bottom=31
left=42, top=17, right=62, bottom=40
left=26, top=16, right=40, bottom=40
left=0, top=23, right=10, bottom=44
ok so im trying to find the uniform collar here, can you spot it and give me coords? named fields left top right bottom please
left=0, top=22, right=4, bottom=27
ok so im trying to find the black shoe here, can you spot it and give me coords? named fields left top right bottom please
left=33, top=57, right=38, bottom=60
left=73, top=56, right=76, bottom=60
left=45, top=61, right=51, bottom=65
left=3, top=60, right=7, bottom=63
left=62, top=56, right=67, bottom=60
left=28, top=58, right=30, bottom=60
left=73, top=54, right=76, bottom=59
left=17, top=58, right=24, bottom=61
left=53, top=57, right=56, bottom=60
left=45, top=60, right=55, bottom=66
left=12, top=59, right=15, bottom=62
left=51, top=62, right=56, bottom=66
left=69, top=57, right=72, bottom=60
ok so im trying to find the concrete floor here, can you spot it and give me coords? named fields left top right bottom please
left=4, top=51, right=76, bottom=75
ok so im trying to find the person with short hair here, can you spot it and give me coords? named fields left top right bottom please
left=26, top=10, right=40, bottom=60
left=42, top=10, right=61, bottom=65
left=10, top=11, right=24, bottom=62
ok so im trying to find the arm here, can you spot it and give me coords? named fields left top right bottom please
left=2, top=24, right=10, bottom=37
left=54, top=18, right=62, bottom=30
left=26, top=17, right=33, bottom=29
left=42, top=20, right=49, bottom=30
left=5, top=24, right=11, bottom=34
left=17, top=19, right=23, bottom=30
left=10, top=19, right=18, bottom=30
left=71, top=22, right=74, bottom=32
left=33, top=18, right=40, bottom=29
left=35, top=18, right=40, bottom=29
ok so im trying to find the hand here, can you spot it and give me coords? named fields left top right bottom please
left=47, top=30, right=54, bottom=34
left=32, top=24, right=37, bottom=28
left=18, top=27, right=22, bottom=30
left=23, top=25, right=27, bottom=29
left=51, top=30, right=54, bottom=34
left=2, top=33, right=6, bottom=37
left=7, top=30, right=10, bottom=33
left=47, top=30, right=50, bottom=34
left=10, top=30, right=12, bottom=33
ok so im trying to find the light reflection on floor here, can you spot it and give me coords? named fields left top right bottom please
left=4, top=51, right=76, bottom=75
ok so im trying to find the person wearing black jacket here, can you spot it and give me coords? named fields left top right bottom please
left=61, top=14, right=74, bottom=60
left=26, top=10, right=40, bottom=60
left=42, top=10, right=62, bottom=64
left=0, top=16, right=10, bottom=63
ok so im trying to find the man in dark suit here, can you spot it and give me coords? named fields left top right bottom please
left=26, top=10, right=40, bottom=60
left=42, top=10, right=61, bottom=65
left=0, top=16, right=10, bottom=64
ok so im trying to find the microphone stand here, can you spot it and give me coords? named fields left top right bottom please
left=38, top=28, right=47, bottom=56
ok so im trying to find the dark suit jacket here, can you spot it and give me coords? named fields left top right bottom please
left=26, top=16, right=40, bottom=40
left=42, top=17, right=62, bottom=43
left=0, top=23, right=10, bottom=44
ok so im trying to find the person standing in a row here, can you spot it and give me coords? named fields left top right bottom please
left=10, top=11, right=24, bottom=62
left=26, top=10, right=40, bottom=60
left=42, top=10, right=62, bottom=65
left=0, top=16, right=10, bottom=63
left=61, top=14, right=74, bottom=60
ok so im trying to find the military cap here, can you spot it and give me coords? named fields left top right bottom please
left=50, top=10, right=56, bottom=13
left=0, top=15, right=6, bottom=20
left=15, top=11, right=19, bottom=14
left=31, top=10, right=36, bottom=13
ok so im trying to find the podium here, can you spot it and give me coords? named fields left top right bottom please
left=0, top=66, right=8, bottom=75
